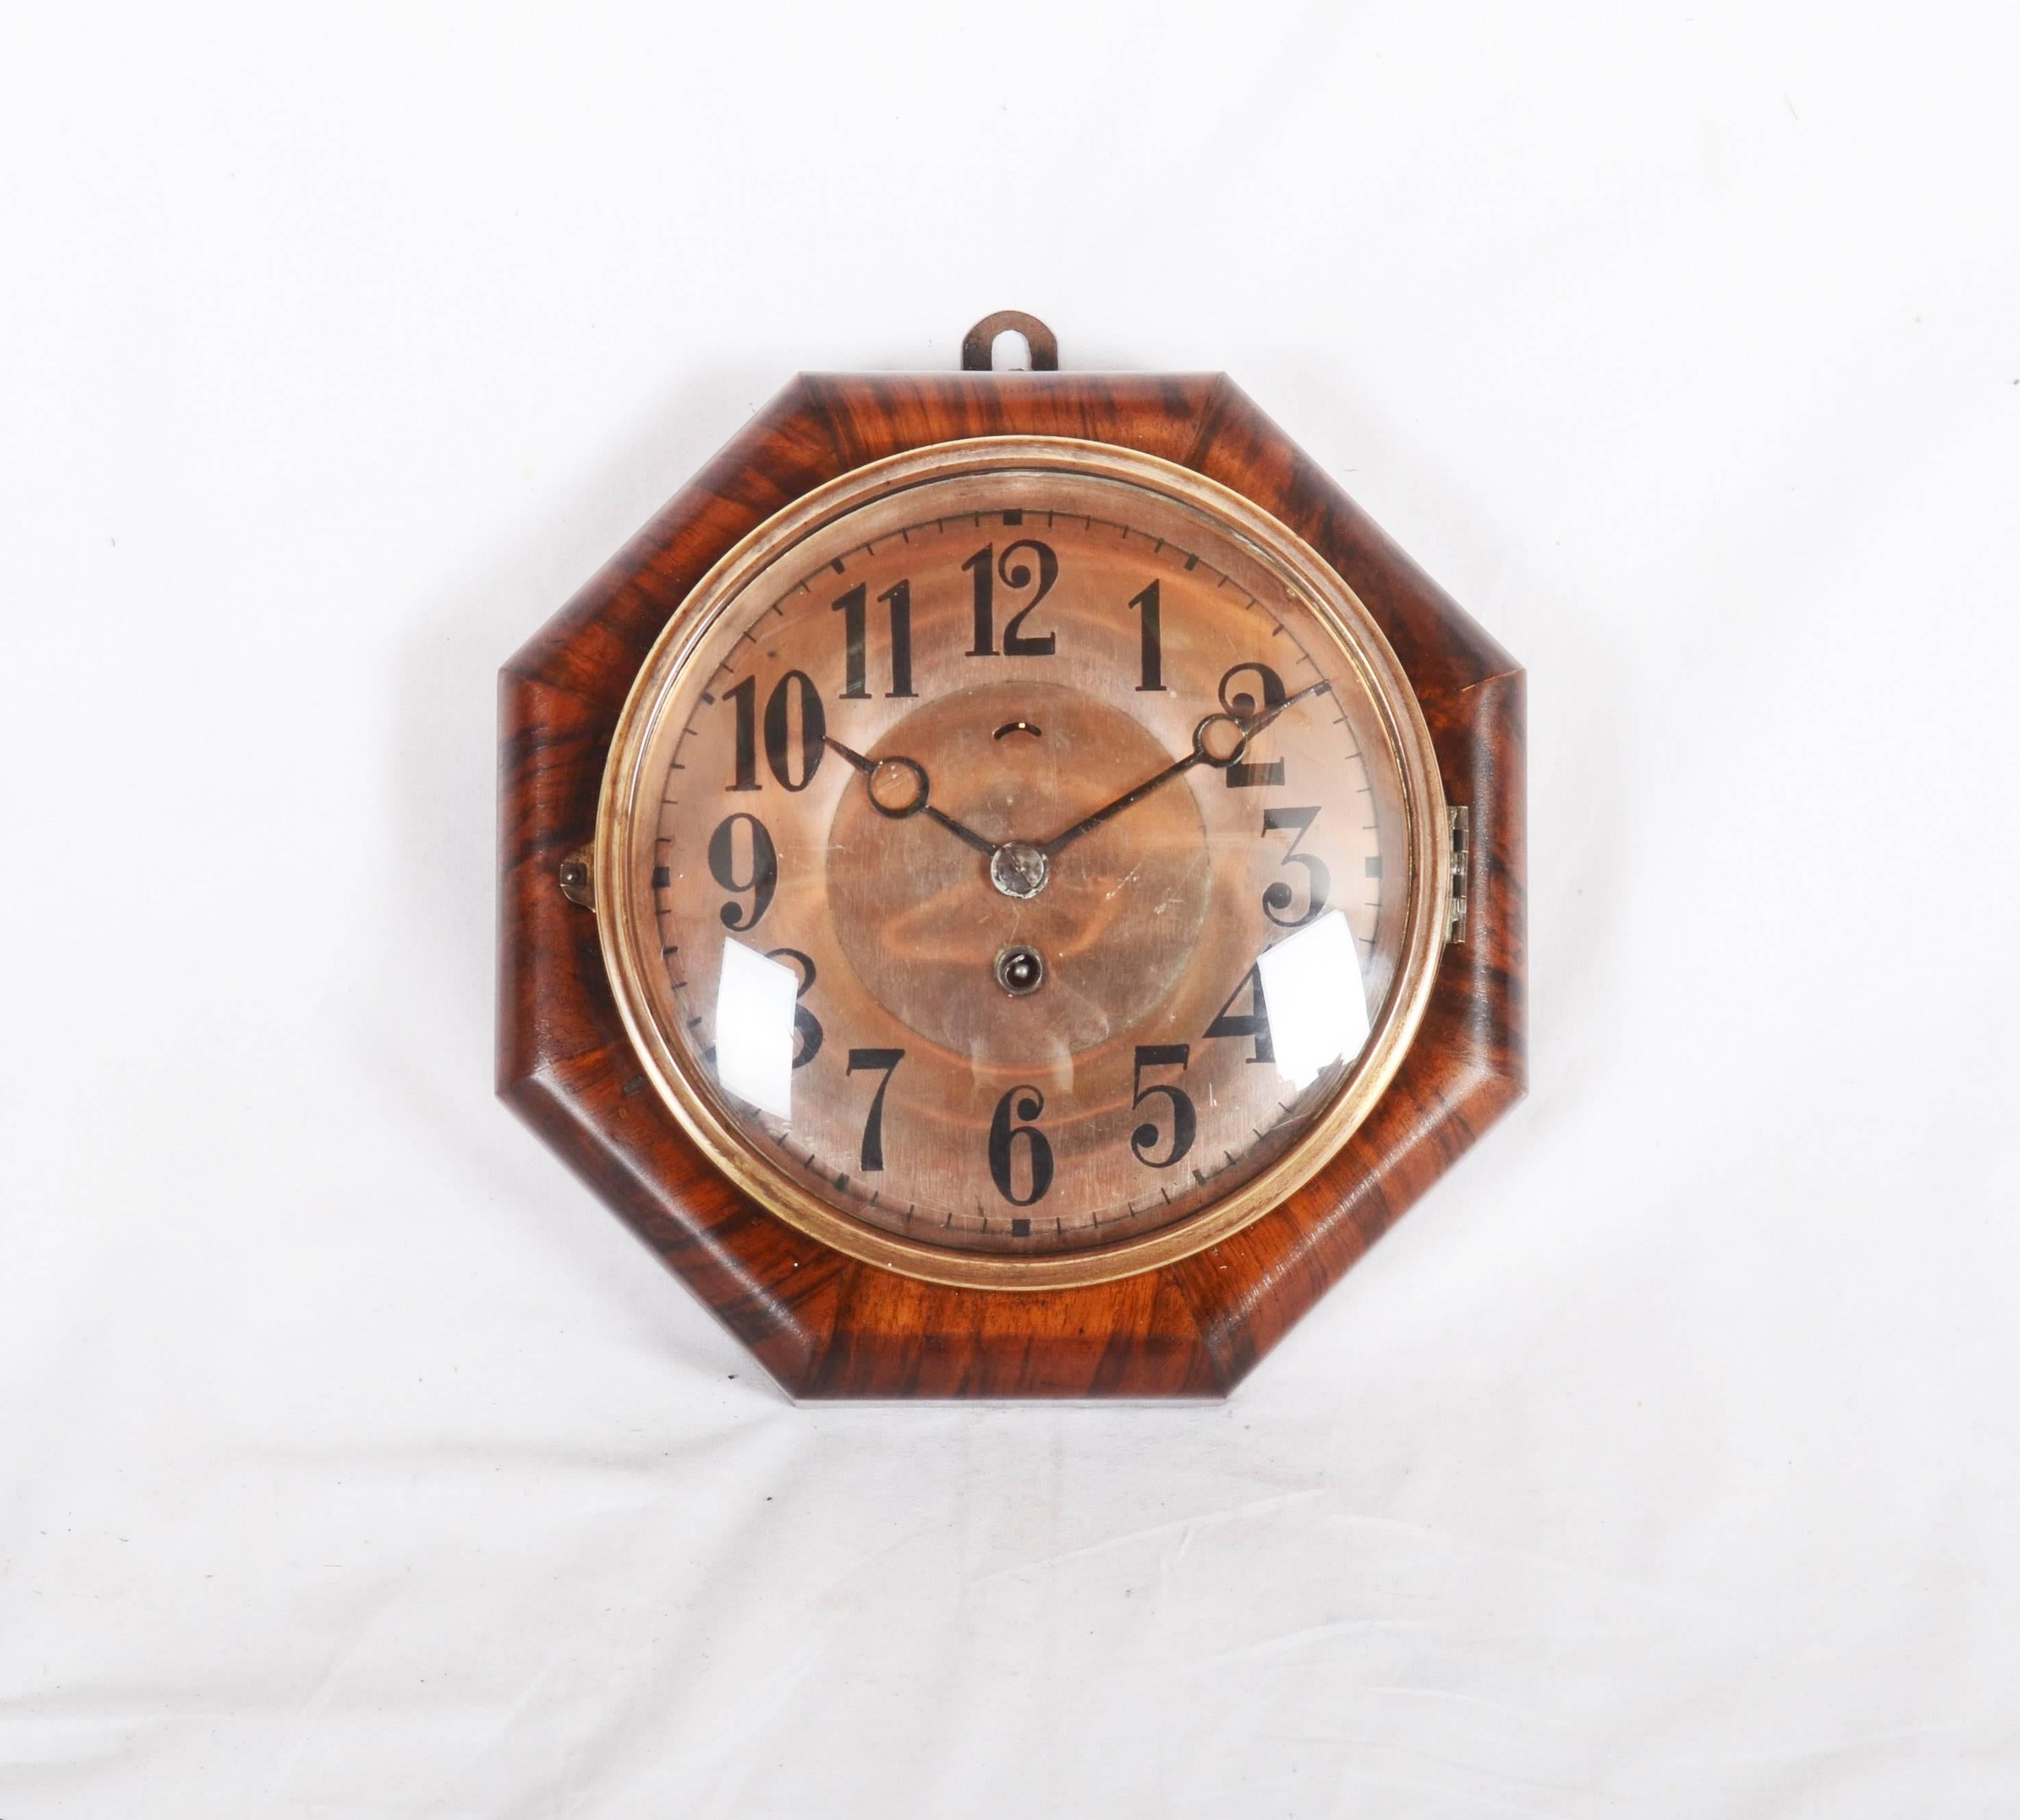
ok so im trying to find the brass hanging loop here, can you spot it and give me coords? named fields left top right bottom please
left=960, top=311, right=1059, bottom=372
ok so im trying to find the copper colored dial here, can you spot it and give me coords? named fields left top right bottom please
left=595, top=440, right=1448, bottom=1289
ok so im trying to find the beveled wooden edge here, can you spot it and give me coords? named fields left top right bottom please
left=498, top=370, right=1525, bottom=1398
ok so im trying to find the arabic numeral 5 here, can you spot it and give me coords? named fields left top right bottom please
left=1128, top=1044, right=1196, bottom=1169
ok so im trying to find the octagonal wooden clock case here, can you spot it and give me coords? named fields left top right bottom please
left=498, top=313, right=1525, bottom=1399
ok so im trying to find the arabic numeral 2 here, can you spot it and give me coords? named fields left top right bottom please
left=1217, top=661, right=1287, bottom=788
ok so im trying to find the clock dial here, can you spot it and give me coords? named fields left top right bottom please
left=596, top=440, right=1448, bottom=1288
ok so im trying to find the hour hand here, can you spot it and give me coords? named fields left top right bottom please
left=824, top=736, right=998, bottom=857
left=1038, top=746, right=1200, bottom=857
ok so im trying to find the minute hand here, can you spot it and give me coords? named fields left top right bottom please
left=1038, top=679, right=1332, bottom=859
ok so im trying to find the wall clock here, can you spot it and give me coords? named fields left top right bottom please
left=498, top=313, right=1524, bottom=1398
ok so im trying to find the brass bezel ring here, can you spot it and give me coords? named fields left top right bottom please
left=594, top=437, right=1450, bottom=1291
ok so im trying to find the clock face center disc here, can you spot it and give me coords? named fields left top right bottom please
left=826, top=680, right=1211, bottom=1061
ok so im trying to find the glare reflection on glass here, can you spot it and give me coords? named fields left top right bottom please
left=1257, top=910, right=1372, bottom=1090
left=714, top=939, right=797, bottom=1119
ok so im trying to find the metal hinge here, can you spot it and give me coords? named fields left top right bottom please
left=557, top=844, right=596, bottom=911
left=1445, top=806, right=1470, bottom=946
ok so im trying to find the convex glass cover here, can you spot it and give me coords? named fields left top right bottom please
left=594, top=439, right=1448, bottom=1289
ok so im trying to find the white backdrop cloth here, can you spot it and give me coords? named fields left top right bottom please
left=5, top=3, right=2018, bottom=1815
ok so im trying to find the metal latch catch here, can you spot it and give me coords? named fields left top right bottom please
left=557, top=845, right=596, bottom=911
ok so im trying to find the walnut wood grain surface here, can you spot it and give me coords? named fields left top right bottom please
left=498, top=372, right=1525, bottom=1398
